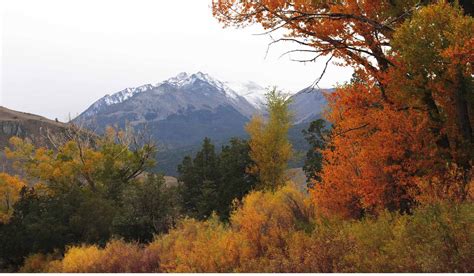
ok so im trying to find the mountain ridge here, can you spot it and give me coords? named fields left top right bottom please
left=73, top=72, right=331, bottom=174
left=79, top=72, right=262, bottom=120
left=76, top=71, right=329, bottom=123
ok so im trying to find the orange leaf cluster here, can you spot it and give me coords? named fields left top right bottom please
left=312, top=83, right=438, bottom=218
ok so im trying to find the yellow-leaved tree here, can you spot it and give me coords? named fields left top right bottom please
left=246, top=88, right=293, bottom=191
left=0, top=173, right=26, bottom=223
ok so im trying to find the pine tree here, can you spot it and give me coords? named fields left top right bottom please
left=302, top=119, right=329, bottom=188
left=217, top=138, right=257, bottom=220
left=177, top=137, right=257, bottom=221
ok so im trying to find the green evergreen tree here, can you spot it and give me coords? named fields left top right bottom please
left=178, top=138, right=220, bottom=220
left=177, top=155, right=200, bottom=217
left=177, top=137, right=257, bottom=221
left=113, top=173, right=180, bottom=242
left=217, top=138, right=257, bottom=221
left=302, top=119, right=330, bottom=188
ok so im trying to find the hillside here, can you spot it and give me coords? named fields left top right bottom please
left=0, top=106, right=65, bottom=148
left=0, top=106, right=68, bottom=174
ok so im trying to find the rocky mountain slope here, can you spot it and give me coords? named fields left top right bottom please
left=75, top=72, right=259, bottom=149
left=75, top=72, right=328, bottom=149
left=289, top=87, right=330, bottom=124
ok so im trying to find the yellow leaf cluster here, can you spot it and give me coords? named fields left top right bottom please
left=0, top=173, right=26, bottom=223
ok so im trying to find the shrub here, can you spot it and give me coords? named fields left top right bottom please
left=26, top=184, right=474, bottom=273
left=153, top=215, right=254, bottom=272
left=342, top=203, right=474, bottom=272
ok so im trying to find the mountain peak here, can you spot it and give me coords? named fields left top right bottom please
left=78, top=72, right=272, bottom=120
left=161, top=72, right=242, bottom=100
left=164, top=71, right=218, bottom=86
left=102, top=83, right=154, bottom=105
left=161, top=72, right=190, bottom=86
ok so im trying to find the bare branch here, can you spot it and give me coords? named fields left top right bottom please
left=309, top=54, right=334, bottom=90
left=333, top=123, right=370, bottom=137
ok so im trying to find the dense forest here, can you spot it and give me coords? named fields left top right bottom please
left=0, top=0, right=473, bottom=272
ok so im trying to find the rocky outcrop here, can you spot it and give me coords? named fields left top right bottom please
left=0, top=121, right=26, bottom=137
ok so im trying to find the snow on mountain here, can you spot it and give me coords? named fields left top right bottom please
left=74, top=72, right=265, bottom=152
left=77, top=72, right=328, bottom=125
left=163, top=72, right=242, bottom=101
left=225, top=80, right=267, bottom=109
left=81, top=84, right=155, bottom=117
left=80, top=72, right=268, bottom=119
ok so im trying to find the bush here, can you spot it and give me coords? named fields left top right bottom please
left=26, top=184, right=474, bottom=273
left=148, top=217, right=239, bottom=272
left=342, top=203, right=474, bottom=272
left=42, top=240, right=155, bottom=273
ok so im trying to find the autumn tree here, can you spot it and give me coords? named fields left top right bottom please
left=388, top=2, right=473, bottom=201
left=213, top=0, right=471, bottom=90
left=246, top=88, right=293, bottom=190
left=312, top=2, right=473, bottom=218
left=311, top=83, right=438, bottom=218
left=214, top=0, right=473, bottom=216
left=5, top=125, right=156, bottom=200
left=0, top=173, right=26, bottom=223
left=213, top=0, right=427, bottom=89
left=0, top=125, right=174, bottom=268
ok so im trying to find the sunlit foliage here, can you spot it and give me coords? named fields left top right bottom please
left=33, top=184, right=473, bottom=272
left=0, top=126, right=179, bottom=269
left=214, top=0, right=473, bottom=217
left=0, top=173, right=25, bottom=223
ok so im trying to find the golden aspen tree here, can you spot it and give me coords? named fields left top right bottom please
left=246, top=88, right=293, bottom=190
left=0, top=173, right=26, bottom=223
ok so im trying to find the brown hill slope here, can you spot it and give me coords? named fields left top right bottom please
left=0, top=106, right=67, bottom=173
left=0, top=106, right=66, bottom=148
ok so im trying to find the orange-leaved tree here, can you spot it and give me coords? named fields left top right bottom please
left=314, top=2, right=473, bottom=217
left=312, top=83, right=438, bottom=218
left=213, top=0, right=427, bottom=91
left=214, top=0, right=473, bottom=217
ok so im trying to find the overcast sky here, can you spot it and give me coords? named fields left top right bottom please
left=1, top=0, right=353, bottom=121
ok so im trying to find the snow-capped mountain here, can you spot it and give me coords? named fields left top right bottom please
left=74, top=72, right=261, bottom=149
left=77, top=72, right=329, bottom=147
left=74, top=71, right=330, bottom=175
left=81, top=84, right=155, bottom=118
left=160, top=72, right=241, bottom=100
left=80, top=72, right=262, bottom=120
